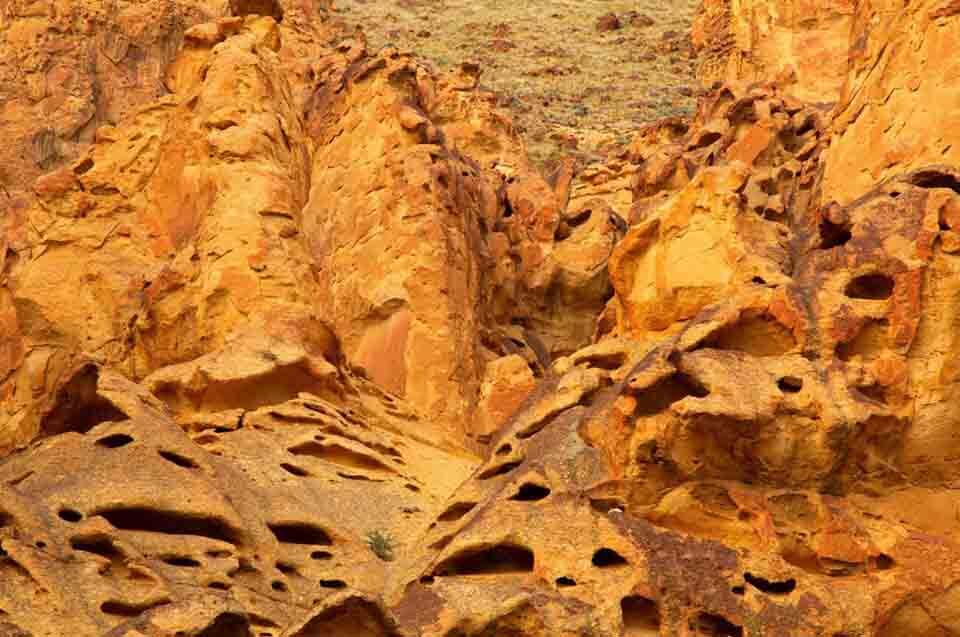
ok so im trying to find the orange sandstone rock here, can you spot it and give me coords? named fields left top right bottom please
left=2, top=1, right=960, bottom=636
left=693, top=0, right=854, bottom=104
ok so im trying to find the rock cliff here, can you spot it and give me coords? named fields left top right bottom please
left=2, top=0, right=960, bottom=635
left=692, top=0, right=854, bottom=104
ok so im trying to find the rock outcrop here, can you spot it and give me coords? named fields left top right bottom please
left=1, top=0, right=222, bottom=202
left=3, top=0, right=960, bottom=635
left=692, top=0, right=854, bottom=104
left=821, top=0, right=960, bottom=203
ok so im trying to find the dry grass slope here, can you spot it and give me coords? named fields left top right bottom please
left=333, top=0, right=700, bottom=167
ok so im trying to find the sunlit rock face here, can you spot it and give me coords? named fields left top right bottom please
left=692, top=0, right=854, bottom=104
left=3, top=1, right=960, bottom=636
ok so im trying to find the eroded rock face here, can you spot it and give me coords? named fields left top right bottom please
left=382, top=74, right=960, bottom=631
left=300, top=49, right=623, bottom=445
left=0, top=0, right=221, bottom=201
left=821, top=0, right=960, bottom=204
left=0, top=368, right=475, bottom=636
left=1, top=15, right=335, bottom=453
left=3, top=1, right=960, bottom=636
left=301, top=50, right=495, bottom=446
left=693, top=0, right=854, bottom=104
left=0, top=0, right=334, bottom=206
left=606, top=82, right=825, bottom=342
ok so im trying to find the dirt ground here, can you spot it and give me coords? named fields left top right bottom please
left=332, top=0, right=701, bottom=168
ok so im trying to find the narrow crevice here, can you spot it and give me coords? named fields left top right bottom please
left=621, top=596, right=660, bottom=635
left=40, top=365, right=127, bottom=436
left=97, top=508, right=239, bottom=544
left=438, top=502, right=477, bottom=523
left=96, top=433, right=134, bottom=448
left=592, top=548, right=628, bottom=568
left=477, top=459, right=524, bottom=480
left=509, top=483, right=551, bottom=502
left=433, top=544, right=535, bottom=576
left=71, top=536, right=123, bottom=559
left=288, top=441, right=397, bottom=475
left=908, top=168, right=960, bottom=194
left=162, top=556, right=201, bottom=567
left=280, top=463, right=311, bottom=477
left=844, top=273, right=894, bottom=300
left=158, top=449, right=199, bottom=468
left=694, top=613, right=743, bottom=636
left=267, top=523, right=332, bottom=546
left=100, top=600, right=169, bottom=616
left=819, top=218, right=852, bottom=249
left=744, top=572, right=796, bottom=595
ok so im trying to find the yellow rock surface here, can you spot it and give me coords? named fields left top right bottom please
left=822, top=0, right=960, bottom=203
left=693, top=0, right=854, bottom=103
left=2, top=1, right=960, bottom=636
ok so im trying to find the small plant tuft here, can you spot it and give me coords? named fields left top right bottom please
left=366, top=529, right=395, bottom=562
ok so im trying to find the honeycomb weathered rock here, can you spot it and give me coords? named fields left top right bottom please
left=3, top=1, right=960, bottom=635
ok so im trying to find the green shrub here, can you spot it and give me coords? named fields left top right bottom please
left=366, top=529, right=395, bottom=562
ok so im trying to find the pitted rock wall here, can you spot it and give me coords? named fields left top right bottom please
left=3, top=0, right=960, bottom=636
